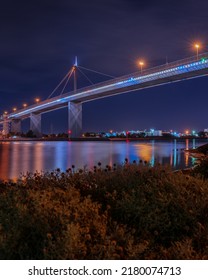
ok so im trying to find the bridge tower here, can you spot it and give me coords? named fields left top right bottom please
left=68, top=56, right=82, bottom=138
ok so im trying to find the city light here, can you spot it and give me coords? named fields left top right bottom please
left=35, top=98, right=40, bottom=103
left=13, top=107, right=17, bottom=112
left=23, top=103, right=27, bottom=108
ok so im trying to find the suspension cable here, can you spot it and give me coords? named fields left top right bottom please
left=78, top=65, right=115, bottom=78
left=47, top=65, right=115, bottom=99
left=60, top=68, right=74, bottom=95
left=77, top=67, right=94, bottom=85
left=47, top=68, right=73, bottom=99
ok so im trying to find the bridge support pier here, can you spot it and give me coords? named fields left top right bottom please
left=68, top=101, right=82, bottom=138
left=3, top=120, right=9, bottom=136
left=11, top=119, right=21, bottom=134
left=30, top=113, right=42, bottom=137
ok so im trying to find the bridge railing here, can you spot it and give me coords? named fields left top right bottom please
left=63, top=52, right=208, bottom=97
left=3, top=52, right=208, bottom=120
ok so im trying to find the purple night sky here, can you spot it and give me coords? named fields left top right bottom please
left=0, top=0, right=208, bottom=133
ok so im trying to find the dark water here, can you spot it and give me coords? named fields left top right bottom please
left=0, top=139, right=207, bottom=181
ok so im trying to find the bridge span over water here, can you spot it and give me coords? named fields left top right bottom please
left=1, top=53, right=208, bottom=137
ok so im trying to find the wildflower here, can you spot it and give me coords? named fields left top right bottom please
left=66, top=168, right=71, bottom=173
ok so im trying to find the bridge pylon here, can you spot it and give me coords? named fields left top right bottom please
left=2, top=113, right=9, bottom=136
left=68, top=101, right=82, bottom=138
left=30, top=113, right=42, bottom=137
left=11, top=119, right=21, bottom=134
left=73, top=56, right=78, bottom=93
left=2, top=120, right=9, bottom=136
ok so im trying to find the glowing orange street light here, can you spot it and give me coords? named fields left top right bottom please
left=23, top=103, right=27, bottom=108
left=4, top=111, right=8, bottom=115
left=13, top=107, right=17, bottom=112
left=139, top=61, right=144, bottom=73
left=35, top=98, right=40, bottom=103
left=194, top=43, right=200, bottom=60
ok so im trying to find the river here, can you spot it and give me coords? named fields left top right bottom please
left=0, top=139, right=207, bottom=181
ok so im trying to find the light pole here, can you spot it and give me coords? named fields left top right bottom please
left=195, top=44, right=200, bottom=60
left=139, top=61, right=144, bottom=74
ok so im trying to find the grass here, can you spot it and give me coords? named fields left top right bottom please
left=0, top=159, right=208, bottom=259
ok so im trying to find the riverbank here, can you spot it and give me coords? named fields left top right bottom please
left=1, top=136, right=208, bottom=142
left=185, top=142, right=208, bottom=163
left=0, top=160, right=208, bottom=259
left=186, top=142, right=208, bottom=154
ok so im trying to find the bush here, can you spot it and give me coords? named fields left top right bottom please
left=192, top=158, right=208, bottom=179
left=0, top=162, right=208, bottom=259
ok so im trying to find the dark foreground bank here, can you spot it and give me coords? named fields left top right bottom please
left=0, top=159, right=208, bottom=260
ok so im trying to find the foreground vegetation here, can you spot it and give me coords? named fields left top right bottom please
left=0, top=159, right=208, bottom=259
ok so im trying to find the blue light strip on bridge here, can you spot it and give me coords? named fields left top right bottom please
left=8, top=58, right=208, bottom=119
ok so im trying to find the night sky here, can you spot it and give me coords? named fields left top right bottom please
left=1, top=0, right=208, bottom=134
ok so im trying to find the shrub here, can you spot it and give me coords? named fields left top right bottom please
left=0, top=162, right=208, bottom=259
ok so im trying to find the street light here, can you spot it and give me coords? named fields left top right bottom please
left=23, top=103, right=27, bottom=108
left=13, top=107, right=17, bottom=112
left=35, top=98, right=40, bottom=103
left=194, top=43, right=200, bottom=60
left=139, top=61, right=144, bottom=74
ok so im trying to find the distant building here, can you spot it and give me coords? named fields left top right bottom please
left=146, top=129, right=162, bottom=137
left=153, top=130, right=162, bottom=136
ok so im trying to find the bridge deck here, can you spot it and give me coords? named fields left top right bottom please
left=1, top=52, right=208, bottom=121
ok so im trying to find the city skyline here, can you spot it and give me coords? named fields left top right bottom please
left=1, top=0, right=208, bottom=133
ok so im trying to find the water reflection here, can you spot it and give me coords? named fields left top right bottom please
left=0, top=139, right=207, bottom=181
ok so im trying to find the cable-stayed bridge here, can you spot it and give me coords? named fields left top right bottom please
left=1, top=53, right=208, bottom=137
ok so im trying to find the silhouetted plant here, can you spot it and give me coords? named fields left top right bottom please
left=0, top=161, right=208, bottom=259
